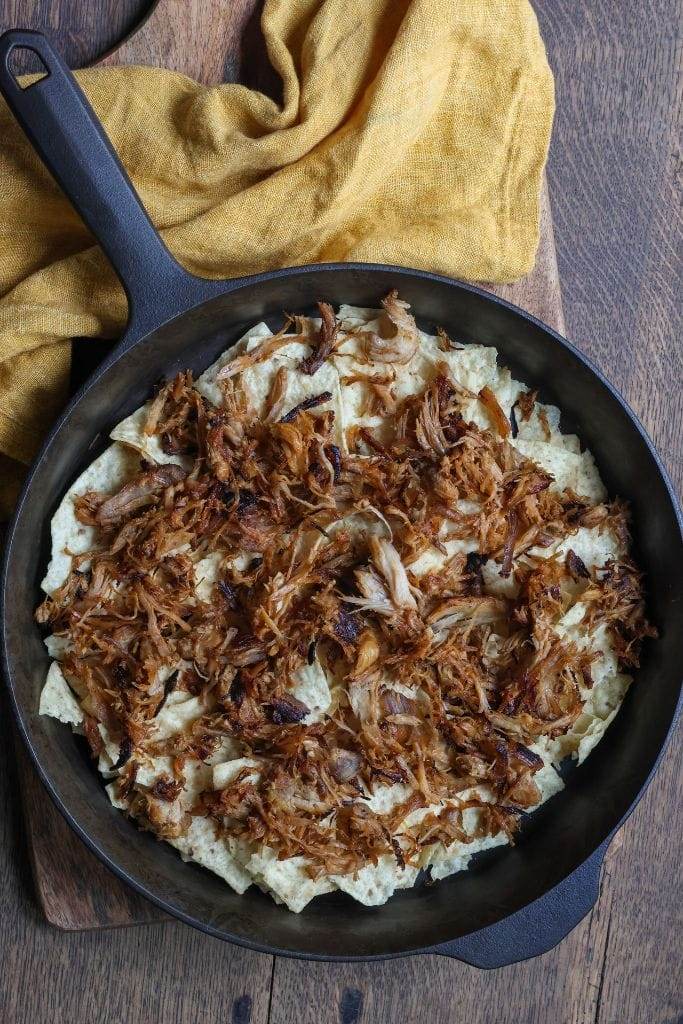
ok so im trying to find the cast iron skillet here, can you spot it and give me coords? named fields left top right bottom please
left=1, top=31, right=681, bottom=968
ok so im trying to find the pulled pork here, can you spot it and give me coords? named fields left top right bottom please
left=37, top=294, right=653, bottom=880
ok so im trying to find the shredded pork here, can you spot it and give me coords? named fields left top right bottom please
left=37, top=292, right=653, bottom=885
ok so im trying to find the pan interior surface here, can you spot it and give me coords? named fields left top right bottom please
left=4, top=266, right=682, bottom=958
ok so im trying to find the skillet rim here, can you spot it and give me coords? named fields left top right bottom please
left=2, top=261, right=682, bottom=961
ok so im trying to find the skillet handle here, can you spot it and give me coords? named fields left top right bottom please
left=0, top=30, right=226, bottom=344
left=430, top=841, right=609, bottom=970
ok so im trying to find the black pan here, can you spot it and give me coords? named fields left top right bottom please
left=1, top=31, right=681, bottom=969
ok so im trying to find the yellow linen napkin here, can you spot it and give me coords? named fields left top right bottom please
left=0, top=0, right=554, bottom=511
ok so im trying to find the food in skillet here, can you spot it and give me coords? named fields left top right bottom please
left=37, top=292, right=653, bottom=912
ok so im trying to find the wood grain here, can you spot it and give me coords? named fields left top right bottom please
left=16, top=739, right=165, bottom=930
left=98, top=0, right=260, bottom=86
left=0, top=0, right=151, bottom=71
left=535, top=5, right=683, bottom=1021
left=537, top=0, right=683, bottom=501
left=0, top=1, right=680, bottom=1023
left=490, top=173, right=566, bottom=335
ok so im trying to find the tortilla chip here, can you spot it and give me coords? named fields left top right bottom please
left=247, top=849, right=336, bottom=912
left=337, top=304, right=383, bottom=328
left=333, top=856, right=419, bottom=906
left=41, top=443, right=141, bottom=595
left=542, top=602, right=631, bottom=765
left=39, top=661, right=83, bottom=726
left=289, top=660, right=332, bottom=724
left=545, top=672, right=630, bottom=766
left=44, top=633, right=70, bottom=660
left=151, top=691, right=206, bottom=741
left=409, top=535, right=479, bottom=578
left=195, top=322, right=272, bottom=406
left=212, top=757, right=260, bottom=790
left=105, top=781, right=127, bottom=810
left=514, top=399, right=578, bottom=452
left=417, top=784, right=503, bottom=880
left=110, top=405, right=190, bottom=468
left=440, top=345, right=502, bottom=434
left=417, top=333, right=499, bottom=394
left=203, top=737, right=241, bottom=767
left=552, top=525, right=623, bottom=570
left=487, top=367, right=525, bottom=418
left=111, top=323, right=274, bottom=462
left=481, top=559, right=520, bottom=598
left=193, top=551, right=223, bottom=602
left=533, top=759, right=566, bottom=801
left=171, top=818, right=254, bottom=894
left=515, top=399, right=561, bottom=442
left=512, top=438, right=581, bottom=493
left=107, top=757, right=253, bottom=894
left=134, top=755, right=212, bottom=796
left=555, top=604, right=617, bottom=683
left=428, top=831, right=509, bottom=882
left=419, top=759, right=563, bottom=883
left=94, top=721, right=123, bottom=774
left=578, top=449, right=607, bottom=502
left=561, top=433, right=581, bottom=454
left=365, top=781, right=414, bottom=815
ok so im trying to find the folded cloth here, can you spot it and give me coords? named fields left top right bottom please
left=0, top=0, right=554, bottom=510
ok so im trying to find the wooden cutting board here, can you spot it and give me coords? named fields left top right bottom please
left=16, top=0, right=564, bottom=930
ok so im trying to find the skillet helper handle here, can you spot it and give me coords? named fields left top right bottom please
left=0, top=30, right=220, bottom=343
left=431, top=841, right=608, bottom=970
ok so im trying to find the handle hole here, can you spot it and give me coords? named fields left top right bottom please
left=7, top=45, right=50, bottom=88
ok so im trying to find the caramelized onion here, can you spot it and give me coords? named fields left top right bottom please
left=380, top=689, right=415, bottom=716
left=299, top=302, right=339, bottom=375
left=329, top=748, right=361, bottom=782
left=270, top=694, right=310, bottom=724
left=566, top=549, right=590, bottom=580
left=280, top=391, right=333, bottom=423
left=478, top=386, right=511, bottom=438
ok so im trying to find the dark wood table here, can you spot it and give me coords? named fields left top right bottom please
left=1, top=2, right=681, bottom=1021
